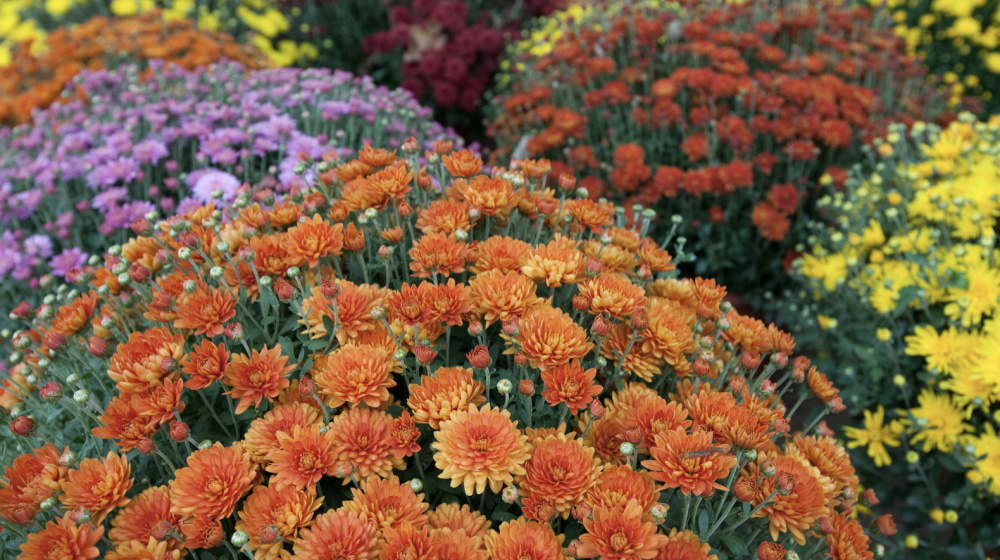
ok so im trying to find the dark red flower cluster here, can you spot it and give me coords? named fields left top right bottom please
left=489, top=0, right=950, bottom=253
left=364, top=0, right=564, bottom=111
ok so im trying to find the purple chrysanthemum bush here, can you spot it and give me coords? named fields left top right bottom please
left=0, top=60, right=466, bottom=310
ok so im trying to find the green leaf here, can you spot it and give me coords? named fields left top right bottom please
left=697, top=509, right=709, bottom=535
left=492, top=511, right=518, bottom=523
left=717, top=534, right=749, bottom=556
left=892, top=285, right=921, bottom=318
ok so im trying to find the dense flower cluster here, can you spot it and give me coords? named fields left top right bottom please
left=0, top=60, right=464, bottom=308
left=0, top=0, right=314, bottom=67
left=777, top=113, right=1000, bottom=557
left=487, top=0, right=951, bottom=302
left=0, top=11, right=269, bottom=126
left=0, top=145, right=887, bottom=560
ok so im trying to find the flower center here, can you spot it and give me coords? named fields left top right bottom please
left=610, top=531, right=630, bottom=552
left=249, top=368, right=269, bottom=387
left=550, top=466, right=567, bottom=482
left=205, top=477, right=224, bottom=495
left=473, top=437, right=491, bottom=453
left=298, top=452, right=317, bottom=471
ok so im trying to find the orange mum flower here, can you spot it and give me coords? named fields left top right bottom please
left=367, top=163, right=413, bottom=201
left=104, top=538, right=179, bottom=560
left=388, top=282, right=433, bottom=326
left=281, top=214, right=345, bottom=268
left=178, top=516, right=225, bottom=549
left=642, top=429, right=736, bottom=497
left=108, top=486, right=181, bottom=554
left=602, top=323, right=663, bottom=382
left=433, top=404, right=530, bottom=495
left=137, top=378, right=186, bottom=426
left=720, top=406, right=774, bottom=452
left=312, top=345, right=394, bottom=408
left=465, top=175, right=517, bottom=216
left=425, top=279, right=474, bottom=326
left=293, top=508, right=382, bottom=560
left=408, top=367, right=486, bottom=429
left=443, top=150, right=483, bottom=178
left=585, top=465, right=660, bottom=522
left=691, top=278, right=727, bottom=319
left=514, top=305, right=593, bottom=371
left=107, top=327, right=185, bottom=394
left=565, top=199, right=614, bottom=233
left=174, top=287, right=236, bottom=337
left=416, top=199, right=471, bottom=235
left=678, top=389, right=736, bottom=442
left=485, top=518, right=565, bottom=560
left=748, top=455, right=828, bottom=544
left=469, top=236, right=531, bottom=275
left=657, top=529, right=718, bottom=560
left=432, top=528, right=488, bottom=560
left=60, top=452, right=133, bottom=524
left=518, top=433, right=603, bottom=519
left=723, top=313, right=773, bottom=353
left=521, top=234, right=586, bottom=287
left=581, top=414, right=628, bottom=465
left=223, top=345, right=295, bottom=415
left=381, top=522, right=436, bottom=560
left=169, top=443, right=256, bottom=521
left=243, top=402, right=322, bottom=464
left=236, top=483, right=322, bottom=560
left=409, top=233, right=467, bottom=278
left=299, top=280, right=380, bottom=342
left=642, top=299, right=697, bottom=374
left=577, top=499, right=668, bottom=560
left=358, top=145, right=398, bottom=168
left=428, top=503, right=491, bottom=542
left=0, top=444, right=68, bottom=515
left=825, top=513, right=875, bottom=560
left=540, top=360, right=602, bottom=414
left=785, top=435, right=859, bottom=496
left=607, top=382, right=659, bottom=416
left=578, top=274, right=647, bottom=319
left=389, top=411, right=422, bottom=459
left=581, top=240, right=638, bottom=275
left=49, top=291, right=98, bottom=337
left=807, top=367, right=839, bottom=403
left=330, top=407, right=405, bottom=481
left=621, top=398, right=691, bottom=454
left=265, top=425, right=339, bottom=490
left=18, top=514, right=102, bottom=560
left=269, top=200, right=304, bottom=228
left=637, top=240, right=676, bottom=274
left=469, top=270, right=544, bottom=326
left=768, top=323, right=796, bottom=355
left=144, top=268, right=206, bottom=323
left=344, top=475, right=429, bottom=533
left=182, top=338, right=229, bottom=390
left=92, top=394, right=158, bottom=451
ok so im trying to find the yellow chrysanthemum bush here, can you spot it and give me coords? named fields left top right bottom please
left=775, top=112, right=1000, bottom=557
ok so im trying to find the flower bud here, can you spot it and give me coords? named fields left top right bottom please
left=415, top=345, right=438, bottom=364
left=572, top=503, right=592, bottom=521
left=259, top=525, right=279, bottom=544
left=39, top=381, right=63, bottom=402
left=11, top=331, right=30, bottom=349
left=59, top=450, right=77, bottom=466
left=757, top=541, right=786, bottom=560
left=371, top=306, right=386, bottom=321
left=519, top=379, right=534, bottom=396
left=130, top=263, right=150, bottom=283
left=394, top=349, right=406, bottom=361
left=321, top=279, right=340, bottom=299
left=298, top=377, right=317, bottom=397
left=536, top=198, right=557, bottom=216
left=589, top=400, right=606, bottom=418
left=772, top=418, right=790, bottom=434
left=10, top=416, right=34, bottom=436
left=209, top=266, right=224, bottom=279
left=592, top=315, right=612, bottom=337
left=497, top=379, right=513, bottom=394
left=761, top=461, right=777, bottom=478
left=224, top=323, right=244, bottom=341
left=816, top=516, right=835, bottom=535
left=873, top=515, right=897, bottom=536
left=182, top=279, right=197, bottom=294
left=40, top=497, right=57, bottom=512
left=151, top=520, right=173, bottom=540
left=861, top=488, right=879, bottom=506
left=572, top=294, right=590, bottom=312
left=775, top=472, right=796, bottom=495
left=742, top=351, right=761, bottom=371
left=409, top=479, right=423, bottom=493
left=649, top=503, right=669, bottom=522
left=169, top=421, right=189, bottom=442
left=467, top=345, right=491, bottom=369
left=45, top=332, right=67, bottom=351
left=619, top=441, right=636, bottom=457
left=693, top=358, right=711, bottom=377
left=467, top=320, right=483, bottom=337
left=568, top=540, right=582, bottom=557
left=231, top=531, right=250, bottom=547
left=198, top=440, right=213, bottom=450
left=584, top=258, right=603, bottom=278
left=73, top=389, right=89, bottom=403
left=631, top=310, right=648, bottom=331
left=733, top=477, right=757, bottom=501
left=131, top=218, right=153, bottom=237
left=622, top=426, right=642, bottom=444
left=760, top=379, right=777, bottom=394
left=138, top=437, right=156, bottom=455
left=558, top=174, right=576, bottom=191
left=502, top=487, right=519, bottom=504
left=336, top=461, right=356, bottom=478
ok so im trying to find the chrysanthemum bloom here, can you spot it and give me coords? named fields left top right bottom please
left=641, top=299, right=697, bottom=371
left=577, top=499, right=668, bottom=559
left=178, top=516, right=224, bottom=549
left=299, top=280, right=380, bottom=342
left=748, top=455, right=828, bottom=544
left=0, top=444, right=68, bottom=515
left=344, top=475, right=430, bottom=533
left=606, top=382, right=659, bottom=416
left=578, top=274, right=648, bottom=319
left=409, top=233, right=467, bottom=278
left=517, top=433, right=602, bottom=518
left=143, top=269, right=206, bottom=323
left=416, top=199, right=472, bottom=235
left=223, top=345, right=295, bottom=414
left=108, top=486, right=181, bottom=554
left=265, top=425, right=339, bottom=490
left=388, top=282, right=433, bottom=326
left=751, top=201, right=791, bottom=242
left=469, top=236, right=531, bottom=275
left=281, top=214, right=345, bottom=268
left=330, top=407, right=405, bottom=482
left=60, top=452, right=133, bottom=524
left=169, top=443, right=256, bottom=520
left=443, top=150, right=483, bottom=177
left=312, top=345, right=394, bottom=408
left=825, top=513, right=875, bottom=560
left=485, top=518, right=565, bottom=560
left=174, top=287, right=237, bottom=337
left=380, top=522, right=437, bottom=560
left=182, top=339, right=230, bottom=390
left=426, top=279, right=474, bottom=326
left=367, top=164, right=413, bottom=201
left=565, top=199, right=614, bottom=233
left=92, top=394, right=159, bottom=451
left=642, top=429, right=736, bottom=497
left=432, top=528, right=488, bottom=560
left=620, top=398, right=691, bottom=454
left=469, top=270, right=544, bottom=326
left=48, top=292, right=98, bottom=337
left=580, top=413, right=628, bottom=465
left=637, top=241, right=676, bottom=274
left=513, top=305, right=593, bottom=371
left=656, top=528, right=717, bottom=560
left=580, top=240, right=639, bottom=275
left=18, top=514, right=103, bottom=560
left=690, top=278, right=727, bottom=319
left=137, top=378, right=186, bottom=426
left=407, top=367, right=486, bottom=430
left=292, top=508, right=381, bottom=560
left=720, top=406, right=773, bottom=452
left=767, top=323, right=796, bottom=355
left=433, top=404, right=530, bottom=495
left=236, top=483, right=322, bottom=560
left=389, top=411, right=422, bottom=459
left=243, top=403, right=322, bottom=464
left=602, top=323, right=663, bottom=382
left=521, top=234, right=586, bottom=287
left=806, top=366, right=839, bottom=403
left=585, top=465, right=660, bottom=522
left=428, top=503, right=492, bottom=543
left=267, top=200, right=304, bottom=228
left=465, top=175, right=518, bottom=217
left=104, top=538, right=180, bottom=560
left=785, top=435, right=859, bottom=497
left=722, top=313, right=773, bottom=354
left=107, top=327, right=185, bottom=394
left=540, top=360, right=602, bottom=414
left=677, top=388, right=737, bottom=440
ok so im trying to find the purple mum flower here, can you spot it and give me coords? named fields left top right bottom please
left=49, top=247, right=88, bottom=278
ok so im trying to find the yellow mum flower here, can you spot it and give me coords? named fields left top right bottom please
left=964, top=424, right=1000, bottom=495
left=844, top=406, right=903, bottom=467
left=799, top=253, right=847, bottom=292
left=944, top=259, right=1000, bottom=327
left=904, top=325, right=977, bottom=375
left=897, top=389, right=974, bottom=453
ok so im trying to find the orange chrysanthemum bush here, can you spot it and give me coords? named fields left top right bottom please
left=487, top=0, right=953, bottom=305
left=1, top=143, right=892, bottom=560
